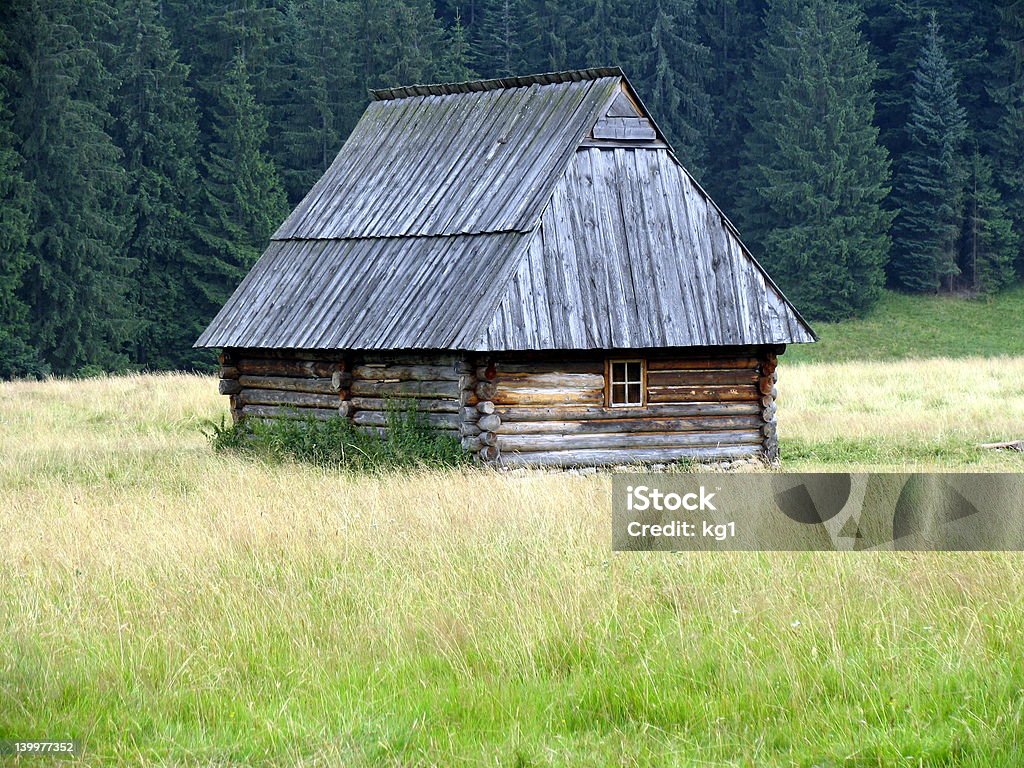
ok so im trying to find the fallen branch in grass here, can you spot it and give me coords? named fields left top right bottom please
left=978, top=440, right=1024, bottom=451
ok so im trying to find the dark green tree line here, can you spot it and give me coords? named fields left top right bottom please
left=0, top=0, right=1022, bottom=378
left=737, top=0, right=893, bottom=320
left=889, top=18, right=968, bottom=293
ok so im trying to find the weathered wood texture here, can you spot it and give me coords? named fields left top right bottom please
left=499, top=445, right=763, bottom=468
left=197, top=81, right=815, bottom=355
left=760, top=350, right=780, bottom=461
left=591, top=116, right=657, bottom=140
left=478, top=147, right=815, bottom=351
left=224, top=350, right=470, bottom=442
left=221, top=348, right=785, bottom=467
left=474, top=351, right=780, bottom=466
left=345, top=356, right=470, bottom=441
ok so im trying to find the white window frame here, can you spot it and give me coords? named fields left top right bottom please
left=606, top=359, right=646, bottom=407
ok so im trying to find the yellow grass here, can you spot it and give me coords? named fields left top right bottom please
left=781, top=356, right=1024, bottom=444
left=0, top=361, right=1022, bottom=764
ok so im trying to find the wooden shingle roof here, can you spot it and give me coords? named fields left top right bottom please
left=196, top=69, right=815, bottom=351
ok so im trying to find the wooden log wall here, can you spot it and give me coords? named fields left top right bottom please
left=759, top=350, right=780, bottom=462
left=217, top=348, right=784, bottom=466
left=218, top=349, right=473, bottom=441
left=485, top=349, right=781, bottom=468
left=352, top=353, right=470, bottom=439
left=218, top=349, right=350, bottom=423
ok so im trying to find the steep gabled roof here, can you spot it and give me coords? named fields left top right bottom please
left=196, top=69, right=815, bottom=351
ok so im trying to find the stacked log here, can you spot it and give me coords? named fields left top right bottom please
left=646, top=357, right=760, bottom=403
left=759, top=351, right=779, bottom=462
left=461, top=359, right=495, bottom=460
left=349, top=354, right=468, bottom=440
left=223, top=349, right=349, bottom=422
left=488, top=353, right=769, bottom=468
left=217, top=348, right=785, bottom=467
left=218, top=350, right=242, bottom=422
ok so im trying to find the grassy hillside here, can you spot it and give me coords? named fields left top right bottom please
left=0, top=368, right=1022, bottom=765
left=785, top=285, right=1024, bottom=364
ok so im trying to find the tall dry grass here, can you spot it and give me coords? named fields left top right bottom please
left=0, top=363, right=1022, bottom=764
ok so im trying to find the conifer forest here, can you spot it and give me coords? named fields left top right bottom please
left=0, top=0, right=1022, bottom=377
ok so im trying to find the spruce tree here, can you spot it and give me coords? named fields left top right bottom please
left=626, top=0, right=712, bottom=174
left=989, top=0, right=1024, bottom=280
left=3, top=0, right=131, bottom=374
left=111, top=0, right=207, bottom=369
left=193, top=55, right=287, bottom=329
left=473, top=0, right=531, bottom=76
left=889, top=18, right=968, bottom=293
left=697, top=0, right=764, bottom=213
left=519, top=0, right=574, bottom=72
left=737, top=0, right=893, bottom=320
left=862, top=1, right=998, bottom=182
left=441, top=12, right=476, bottom=82
left=961, top=150, right=1019, bottom=293
left=278, top=0, right=353, bottom=203
left=580, top=0, right=628, bottom=67
left=0, top=28, right=46, bottom=379
left=376, top=0, right=453, bottom=87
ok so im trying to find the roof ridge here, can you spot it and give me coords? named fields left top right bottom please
left=370, top=67, right=623, bottom=101
left=269, top=230, right=532, bottom=243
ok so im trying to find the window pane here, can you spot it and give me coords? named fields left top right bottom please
left=611, top=362, right=626, bottom=384
left=627, top=383, right=642, bottom=404
left=626, top=362, right=641, bottom=383
left=611, top=384, right=626, bottom=404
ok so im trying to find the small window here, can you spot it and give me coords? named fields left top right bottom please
left=608, top=360, right=645, bottom=406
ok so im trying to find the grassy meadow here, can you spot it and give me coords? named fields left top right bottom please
left=786, top=285, right=1024, bottom=364
left=1, top=355, right=1023, bottom=765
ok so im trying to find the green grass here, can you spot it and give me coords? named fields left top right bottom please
left=786, top=285, right=1024, bottom=364
left=0, top=363, right=1021, bottom=766
left=207, top=402, right=470, bottom=472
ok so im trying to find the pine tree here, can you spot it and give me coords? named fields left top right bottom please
left=3, top=0, right=131, bottom=374
left=697, top=0, right=764, bottom=212
left=889, top=18, right=968, bottom=293
left=961, top=150, right=1019, bottom=293
left=473, top=0, right=531, bottom=76
left=111, top=0, right=208, bottom=369
left=736, top=0, right=893, bottom=320
left=193, top=55, right=287, bottom=329
left=0, top=27, right=47, bottom=379
left=627, top=0, right=712, bottom=173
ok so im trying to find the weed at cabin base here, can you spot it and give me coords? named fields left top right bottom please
left=205, top=400, right=471, bottom=472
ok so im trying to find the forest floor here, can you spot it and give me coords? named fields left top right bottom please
left=1, top=358, right=1022, bottom=765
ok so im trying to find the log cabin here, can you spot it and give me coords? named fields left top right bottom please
left=195, top=68, right=816, bottom=467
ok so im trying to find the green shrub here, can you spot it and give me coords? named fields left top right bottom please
left=0, top=330, right=50, bottom=380
left=205, top=400, right=470, bottom=472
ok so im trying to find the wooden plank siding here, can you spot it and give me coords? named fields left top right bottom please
left=477, top=147, right=814, bottom=351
